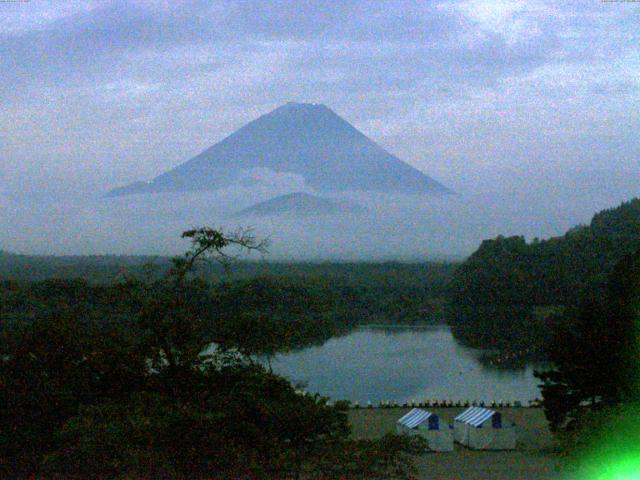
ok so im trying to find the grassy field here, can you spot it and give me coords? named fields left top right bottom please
left=349, top=407, right=567, bottom=480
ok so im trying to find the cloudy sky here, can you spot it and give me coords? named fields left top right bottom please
left=1, top=0, right=638, bottom=197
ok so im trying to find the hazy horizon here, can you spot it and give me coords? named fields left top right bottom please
left=2, top=166, right=638, bottom=259
left=1, top=1, right=638, bottom=258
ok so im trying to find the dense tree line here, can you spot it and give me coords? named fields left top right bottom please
left=0, top=273, right=447, bottom=365
left=0, top=252, right=455, bottom=328
left=536, top=247, right=640, bottom=431
left=0, top=229, right=424, bottom=479
left=534, top=247, right=640, bottom=474
left=447, top=198, right=640, bottom=358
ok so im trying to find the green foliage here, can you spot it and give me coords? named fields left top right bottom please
left=535, top=248, right=640, bottom=433
left=306, top=433, right=426, bottom=480
left=0, top=300, right=148, bottom=475
left=448, top=198, right=640, bottom=359
left=40, top=368, right=356, bottom=479
left=214, top=276, right=354, bottom=357
left=0, top=252, right=455, bottom=331
left=0, top=228, right=423, bottom=479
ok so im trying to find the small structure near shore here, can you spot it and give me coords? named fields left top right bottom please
left=454, top=407, right=516, bottom=450
left=396, top=408, right=454, bottom=452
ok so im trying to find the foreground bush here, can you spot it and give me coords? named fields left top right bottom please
left=0, top=228, right=424, bottom=479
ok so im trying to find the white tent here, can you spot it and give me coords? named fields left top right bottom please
left=453, top=407, right=516, bottom=450
left=396, top=408, right=454, bottom=452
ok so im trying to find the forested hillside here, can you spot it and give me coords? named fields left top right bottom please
left=1, top=230, right=425, bottom=478
left=0, top=255, right=454, bottom=327
left=448, top=198, right=640, bottom=357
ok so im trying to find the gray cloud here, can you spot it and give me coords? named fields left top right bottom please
left=0, top=0, right=638, bottom=256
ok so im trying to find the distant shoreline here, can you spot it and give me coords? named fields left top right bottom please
left=359, top=323, right=446, bottom=329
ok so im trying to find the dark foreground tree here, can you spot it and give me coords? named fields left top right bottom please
left=214, top=276, right=353, bottom=363
left=0, top=227, right=424, bottom=479
left=535, top=247, right=640, bottom=433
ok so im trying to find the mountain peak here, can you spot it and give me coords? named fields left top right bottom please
left=107, top=103, right=451, bottom=197
left=283, top=101, right=326, bottom=108
left=269, top=101, right=338, bottom=120
left=234, top=192, right=366, bottom=218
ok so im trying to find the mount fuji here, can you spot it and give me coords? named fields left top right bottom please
left=108, top=102, right=450, bottom=197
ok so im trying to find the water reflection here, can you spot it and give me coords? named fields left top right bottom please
left=269, top=325, right=544, bottom=404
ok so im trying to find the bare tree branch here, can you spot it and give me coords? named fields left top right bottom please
left=170, top=226, right=269, bottom=280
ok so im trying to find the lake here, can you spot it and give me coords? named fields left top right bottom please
left=269, top=325, right=544, bottom=404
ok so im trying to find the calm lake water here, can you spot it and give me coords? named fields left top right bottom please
left=269, top=325, right=543, bottom=404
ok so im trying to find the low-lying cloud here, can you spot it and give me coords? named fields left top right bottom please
left=2, top=166, right=639, bottom=259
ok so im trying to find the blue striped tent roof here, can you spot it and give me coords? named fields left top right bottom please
left=454, top=407, right=496, bottom=427
left=397, top=408, right=433, bottom=429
